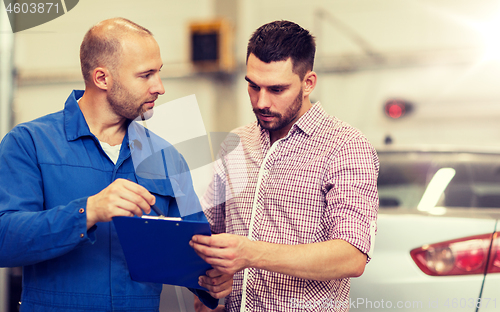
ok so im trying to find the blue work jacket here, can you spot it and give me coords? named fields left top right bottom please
left=0, top=90, right=217, bottom=311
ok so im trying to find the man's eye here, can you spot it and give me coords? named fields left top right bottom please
left=271, top=88, right=283, bottom=93
left=249, top=85, right=260, bottom=91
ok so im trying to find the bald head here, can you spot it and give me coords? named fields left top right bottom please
left=80, top=18, right=153, bottom=84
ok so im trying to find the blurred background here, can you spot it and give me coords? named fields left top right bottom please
left=2, top=0, right=500, bottom=311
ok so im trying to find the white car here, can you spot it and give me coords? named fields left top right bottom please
left=350, top=149, right=500, bottom=312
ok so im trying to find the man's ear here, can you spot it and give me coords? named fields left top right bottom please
left=303, top=71, right=317, bottom=97
left=93, top=67, right=111, bottom=91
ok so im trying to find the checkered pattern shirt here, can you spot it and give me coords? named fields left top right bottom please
left=201, top=103, right=379, bottom=312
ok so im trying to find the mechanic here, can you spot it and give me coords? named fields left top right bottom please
left=0, top=17, right=231, bottom=311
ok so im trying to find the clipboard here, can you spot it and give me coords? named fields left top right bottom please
left=113, top=215, right=212, bottom=290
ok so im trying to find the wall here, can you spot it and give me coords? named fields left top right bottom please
left=12, top=0, right=217, bottom=126
left=12, top=0, right=500, bottom=147
left=233, top=0, right=500, bottom=150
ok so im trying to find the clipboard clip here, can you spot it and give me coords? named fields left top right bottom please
left=150, top=204, right=165, bottom=217
left=145, top=205, right=182, bottom=221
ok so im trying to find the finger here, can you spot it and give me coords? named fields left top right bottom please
left=191, top=234, right=214, bottom=246
left=112, top=209, right=135, bottom=218
left=205, top=268, right=223, bottom=278
left=199, top=273, right=232, bottom=288
left=102, top=180, right=151, bottom=215
left=200, top=257, right=233, bottom=271
left=191, top=245, right=224, bottom=268
left=190, top=241, right=223, bottom=259
left=192, top=233, right=232, bottom=248
left=117, top=190, right=152, bottom=215
left=201, top=278, right=233, bottom=299
left=120, top=179, right=156, bottom=205
left=110, top=197, right=144, bottom=217
left=204, top=269, right=234, bottom=284
left=200, top=274, right=220, bottom=286
left=216, top=273, right=233, bottom=285
left=194, top=256, right=228, bottom=274
left=99, top=203, right=135, bottom=221
left=191, top=244, right=240, bottom=272
left=110, top=181, right=154, bottom=215
left=199, top=283, right=227, bottom=299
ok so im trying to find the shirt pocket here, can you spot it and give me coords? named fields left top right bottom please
left=136, top=176, right=179, bottom=216
left=136, top=176, right=177, bottom=197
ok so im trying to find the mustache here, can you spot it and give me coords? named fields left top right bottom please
left=146, top=95, right=158, bottom=103
left=253, top=108, right=281, bottom=118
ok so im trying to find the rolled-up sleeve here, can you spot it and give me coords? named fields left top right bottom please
left=326, top=135, right=379, bottom=260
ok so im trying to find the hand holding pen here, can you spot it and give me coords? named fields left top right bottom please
left=86, top=178, right=156, bottom=229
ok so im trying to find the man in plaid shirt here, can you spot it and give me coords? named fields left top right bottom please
left=191, top=20, right=379, bottom=312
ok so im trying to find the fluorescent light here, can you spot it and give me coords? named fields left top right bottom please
left=418, top=168, right=456, bottom=211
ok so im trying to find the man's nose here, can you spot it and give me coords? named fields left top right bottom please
left=151, top=74, right=165, bottom=95
left=254, top=90, right=272, bottom=110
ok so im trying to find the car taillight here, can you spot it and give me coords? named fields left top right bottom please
left=410, top=232, right=500, bottom=276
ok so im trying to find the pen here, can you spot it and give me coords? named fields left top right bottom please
left=150, top=204, right=164, bottom=217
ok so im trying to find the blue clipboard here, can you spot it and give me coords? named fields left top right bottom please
left=113, top=215, right=212, bottom=291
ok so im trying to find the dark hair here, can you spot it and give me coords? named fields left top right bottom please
left=80, top=18, right=153, bottom=84
left=247, top=20, right=316, bottom=80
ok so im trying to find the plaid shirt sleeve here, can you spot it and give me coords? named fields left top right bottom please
left=200, top=157, right=227, bottom=234
left=325, top=134, right=379, bottom=260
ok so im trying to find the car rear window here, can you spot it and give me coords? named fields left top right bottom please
left=378, top=152, right=500, bottom=209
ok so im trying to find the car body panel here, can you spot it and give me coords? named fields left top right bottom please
left=474, top=220, right=500, bottom=312
left=350, top=149, right=500, bottom=312
left=351, top=214, right=496, bottom=311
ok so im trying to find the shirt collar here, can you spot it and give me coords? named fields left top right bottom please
left=292, top=101, right=326, bottom=137
left=64, top=90, right=93, bottom=142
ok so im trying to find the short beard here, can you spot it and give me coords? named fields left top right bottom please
left=107, top=79, right=149, bottom=121
left=253, top=88, right=303, bottom=132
